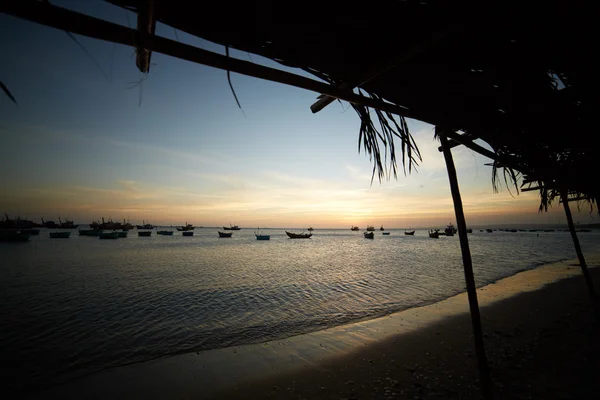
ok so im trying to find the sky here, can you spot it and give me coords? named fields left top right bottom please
left=0, top=1, right=596, bottom=228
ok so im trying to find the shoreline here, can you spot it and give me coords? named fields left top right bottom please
left=26, top=255, right=600, bottom=399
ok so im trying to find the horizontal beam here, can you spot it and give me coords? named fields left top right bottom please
left=521, top=178, right=537, bottom=185
left=311, top=83, right=350, bottom=114
left=483, top=162, right=508, bottom=167
left=441, top=130, right=499, bottom=162
left=4, top=1, right=419, bottom=120
left=521, top=186, right=543, bottom=192
left=559, top=196, right=591, bottom=204
left=437, top=132, right=477, bottom=152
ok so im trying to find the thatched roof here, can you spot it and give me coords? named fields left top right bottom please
left=4, top=0, right=597, bottom=209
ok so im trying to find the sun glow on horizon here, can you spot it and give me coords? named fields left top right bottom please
left=1, top=131, right=590, bottom=229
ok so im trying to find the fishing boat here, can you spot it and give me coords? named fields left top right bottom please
left=486, top=229, right=493, bottom=233
left=1, top=214, right=39, bottom=229
left=444, top=223, right=457, bottom=236
left=79, top=229, right=102, bottom=236
left=116, top=231, right=128, bottom=238
left=429, top=229, right=440, bottom=238
left=307, top=227, right=314, bottom=231
left=99, top=232, right=119, bottom=239
left=91, top=218, right=122, bottom=230
left=380, top=225, right=384, bottom=231
left=176, top=223, right=195, bottom=231
left=0, top=230, right=31, bottom=242
left=285, top=231, right=312, bottom=239
left=182, top=231, right=194, bottom=236
left=466, top=228, right=473, bottom=233
left=255, top=228, right=270, bottom=240
left=49, top=231, right=71, bottom=238
left=0, top=214, right=16, bottom=229
left=136, top=220, right=155, bottom=230
left=121, top=219, right=134, bottom=231
left=366, top=225, right=375, bottom=231
left=218, top=231, right=233, bottom=238
left=382, top=232, right=391, bottom=235
left=58, top=217, right=79, bottom=229
left=223, top=224, right=241, bottom=230
left=351, top=226, right=360, bottom=231
left=364, top=231, right=375, bottom=239
left=157, top=230, right=174, bottom=235
left=41, top=218, right=58, bottom=229
left=138, top=231, right=152, bottom=237
left=21, top=228, right=40, bottom=235
left=404, top=230, right=415, bottom=235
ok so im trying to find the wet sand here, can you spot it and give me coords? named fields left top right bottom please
left=27, top=256, right=600, bottom=399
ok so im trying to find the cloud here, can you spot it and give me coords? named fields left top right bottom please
left=9, top=124, right=234, bottom=169
left=260, top=170, right=338, bottom=189
left=106, top=138, right=230, bottom=166
left=345, top=164, right=373, bottom=182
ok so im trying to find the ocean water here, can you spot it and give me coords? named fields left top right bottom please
left=1, top=227, right=599, bottom=392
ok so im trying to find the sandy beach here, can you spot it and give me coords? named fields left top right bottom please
left=26, top=256, right=600, bottom=399
left=215, top=257, right=600, bottom=400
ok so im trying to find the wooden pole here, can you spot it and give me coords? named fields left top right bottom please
left=561, top=191, right=598, bottom=316
left=438, top=127, right=493, bottom=399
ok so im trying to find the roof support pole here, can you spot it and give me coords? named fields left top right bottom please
left=438, top=126, right=493, bottom=399
left=561, top=191, right=599, bottom=318
left=135, top=0, right=156, bottom=73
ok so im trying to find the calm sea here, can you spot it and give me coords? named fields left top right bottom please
left=1, top=227, right=599, bottom=392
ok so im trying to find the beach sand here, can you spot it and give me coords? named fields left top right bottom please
left=27, top=256, right=600, bottom=399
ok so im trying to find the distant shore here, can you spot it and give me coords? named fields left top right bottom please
left=26, top=254, right=600, bottom=399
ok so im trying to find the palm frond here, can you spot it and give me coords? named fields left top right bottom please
left=0, top=80, right=17, bottom=105
left=351, top=91, right=421, bottom=184
left=225, top=45, right=244, bottom=114
left=65, top=31, right=109, bottom=81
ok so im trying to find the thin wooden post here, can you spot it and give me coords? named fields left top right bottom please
left=561, top=191, right=598, bottom=316
left=438, top=127, right=493, bottom=399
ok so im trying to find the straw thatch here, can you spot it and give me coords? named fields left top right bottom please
left=4, top=0, right=598, bottom=206
left=108, top=0, right=597, bottom=207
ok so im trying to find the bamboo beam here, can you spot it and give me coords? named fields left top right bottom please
left=437, top=132, right=477, bottom=152
left=311, top=83, right=350, bottom=113
left=559, top=196, right=590, bottom=204
left=521, top=186, right=543, bottom=192
left=4, top=1, right=420, bottom=121
left=441, top=130, right=499, bottom=162
left=561, top=191, right=598, bottom=318
left=521, top=178, right=537, bottom=185
left=438, top=127, right=493, bottom=399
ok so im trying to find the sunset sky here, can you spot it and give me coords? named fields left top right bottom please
left=0, top=1, right=595, bottom=228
